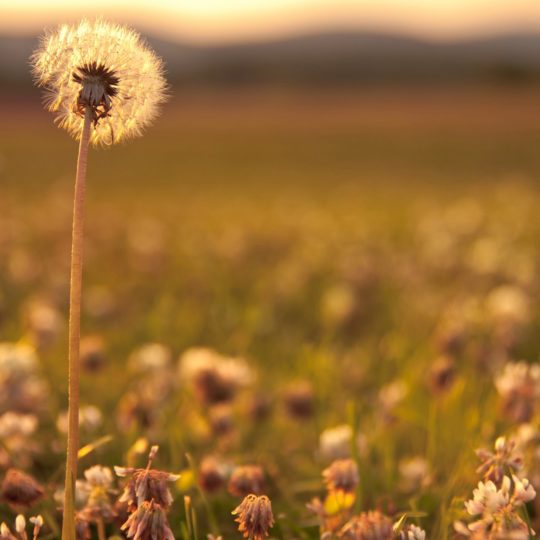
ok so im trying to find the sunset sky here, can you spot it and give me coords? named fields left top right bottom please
left=1, top=0, right=540, bottom=43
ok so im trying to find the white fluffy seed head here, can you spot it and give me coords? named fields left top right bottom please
left=31, top=19, right=167, bottom=146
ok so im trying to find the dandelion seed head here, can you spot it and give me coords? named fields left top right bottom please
left=31, top=20, right=167, bottom=146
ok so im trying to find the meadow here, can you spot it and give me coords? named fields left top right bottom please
left=2, top=85, right=540, bottom=539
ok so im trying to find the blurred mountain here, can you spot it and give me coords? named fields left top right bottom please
left=2, top=29, right=540, bottom=90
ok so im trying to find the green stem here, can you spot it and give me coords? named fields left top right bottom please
left=61, top=107, right=92, bottom=540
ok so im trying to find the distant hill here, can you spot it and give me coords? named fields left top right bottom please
left=3, top=29, right=540, bottom=90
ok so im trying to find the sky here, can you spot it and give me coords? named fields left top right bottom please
left=1, top=0, right=540, bottom=43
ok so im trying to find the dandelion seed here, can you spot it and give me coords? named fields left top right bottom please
left=31, top=20, right=166, bottom=146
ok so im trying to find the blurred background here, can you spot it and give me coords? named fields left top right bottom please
left=3, top=0, right=540, bottom=197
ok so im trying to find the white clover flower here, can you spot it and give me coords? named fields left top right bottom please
left=128, top=343, right=172, bottom=373
left=403, top=524, right=426, bottom=540
left=0, top=342, right=38, bottom=375
left=465, top=480, right=509, bottom=516
left=319, top=424, right=352, bottom=461
left=495, top=361, right=540, bottom=398
left=0, top=412, right=38, bottom=439
left=512, top=475, right=536, bottom=505
left=84, top=465, right=114, bottom=488
left=31, top=19, right=167, bottom=145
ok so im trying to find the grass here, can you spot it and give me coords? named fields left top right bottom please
left=1, top=85, right=540, bottom=539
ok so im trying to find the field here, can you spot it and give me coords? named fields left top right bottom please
left=2, top=85, right=540, bottom=539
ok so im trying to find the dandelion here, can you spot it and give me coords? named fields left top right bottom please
left=32, top=20, right=166, bottom=146
left=30, top=20, right=166, bottom=540
left=232, top=494, right=275, bottom=540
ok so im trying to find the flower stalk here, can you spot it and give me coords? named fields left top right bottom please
left=62, top=106, right=92, bottom=540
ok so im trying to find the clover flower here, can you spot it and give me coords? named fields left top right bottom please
left=0, top=515, right=43, bottom=540
left=1, top=469, right=44, bottom=508
left=31, top=20, right=166, bottom=145
left=228, top=465, right=266, bottom=498
left=476, top=436, right=523, bottom=485
left=121, top=500, right=174, bottom=540
left=322, top=459, right=359, bottom=494
left=339, top=510, right=393, bottom=540
left=495, top=361, right=540, bottom=422
left=178, top=347, right=253, bottom=405
left=115, top=446, right=179, bottom=511
left=232, top=494, right=275, bottom=540
left=319, top=425, right=353, bottom=461
left=463, top=475, right=536, bottom=537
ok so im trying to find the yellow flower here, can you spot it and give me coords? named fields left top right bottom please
left=31, top=20, right=167, bottom=145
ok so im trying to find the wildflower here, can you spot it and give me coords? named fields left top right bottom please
left=464, top=475, right=536, bottom=537
left=495, top=361, right=540, bottom=422
left=0, top=412, right=38, bottom=439
left=228, top=465, right=265, bottom=497
left=128, top=343, right=172, bottom=373
left=396, top=524, right=426, bottom=540
left=283, top=381, right=315, bottom=420
left=79, top=335, right=107, bottom=373
left=208, top=404, right=235, bottom=437
left=75, top=515, right=91, bottom=540
left=486, top=285, right=530, bottom=327
left=178, top=347, right=253, bottom=405
left=198, top=456, right=231, bottom=494
left=1, top=469, right=44, bottom=508
left=232, top=494, right=275, bottom=540
left=29, top=516, right=44, bottom=540
left=0, top=343, right=48, bottom=415
left=31, top=20, right=167, bottom=145
left=322, top=459, right=359, bottom=494
left=427, top=355, right=455, bottom=395
left=115, top=446, right=179, bottom=511
left=319, top=425, right=353, bottom=461
left=339, top=511, right=393, bottom=540
left=378, top=380, right=407, bottom=423
left=78, top=466, right=115, bottom=522
left=0, top=522, right=16, bottom=540
left=247, top=394, right=273, bottom=422
left=476, top=436, right=523, bottom=484
left=23, top=299, right=63, bottom=348
left=121, top=500, right=174, bottom=540
left=56, top=405, right=103, bottom=434
left=398, top=457, right=431, bottom=492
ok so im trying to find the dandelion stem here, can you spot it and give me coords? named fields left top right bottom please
left=61, top=106, right=92, bottom=540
